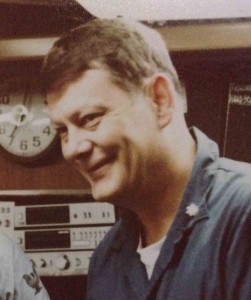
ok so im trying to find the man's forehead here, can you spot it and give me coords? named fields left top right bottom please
left=47, top=69, right=115, bottom=100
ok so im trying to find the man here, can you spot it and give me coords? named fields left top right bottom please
left=0, top=232, right=50, bottom=299
left=41, top=19, right=251, bottom=299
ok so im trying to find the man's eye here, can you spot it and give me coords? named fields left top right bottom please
left=82, top=113, right=103, bottom=129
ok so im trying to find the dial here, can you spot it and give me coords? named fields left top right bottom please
left=0, top=76, right=58, bottom=165
left=55, top=254, right=70, bottom=271
left=38, top=259, right=47, bottom=268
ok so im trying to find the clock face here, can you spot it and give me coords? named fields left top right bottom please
left=0, top=77, right=58, bottom=165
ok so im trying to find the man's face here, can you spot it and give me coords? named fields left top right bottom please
left=47, top=69, right=161, bottom=205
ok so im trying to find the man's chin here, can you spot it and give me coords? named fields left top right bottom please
left=91, top=193, right=110, bottom=203
left=91, top=185, right=122, bottom=204
left=89, top=174, right=129, bottom=204
left=90, top=185, right=112, bottom=202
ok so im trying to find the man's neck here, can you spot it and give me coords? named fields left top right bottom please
left=137, top=134, right=197, bottom=247
left=137, top=183, right=186, bottom=247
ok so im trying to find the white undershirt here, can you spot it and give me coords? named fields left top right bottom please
left=136, top=235, right=166, bottom=279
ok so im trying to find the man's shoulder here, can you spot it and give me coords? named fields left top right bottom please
left=210, top=157, right=251, bottom=214
left=0, top=232, right=16, bottom=254
left=93, top=219, right=123, bottom=255
left=215, top=157, right=251, bottom=193
left=218, top=157, right=251, bottom=176
left=88, top=220, right=124, bottom=276
left=0, top=232, right=31, bottom=269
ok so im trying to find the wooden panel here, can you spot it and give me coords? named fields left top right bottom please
left=0, top=153, right=89, bottom=190
left=42, top=276, right=87, bottom=300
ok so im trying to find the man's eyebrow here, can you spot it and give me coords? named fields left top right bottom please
left=69, top=104, right=107, bottom=120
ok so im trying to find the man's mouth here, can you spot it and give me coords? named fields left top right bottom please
left=87, top=156, right=115, bottom=179
left=89, top=160, right=108, bottom=173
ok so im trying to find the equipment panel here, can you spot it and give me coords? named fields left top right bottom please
left=0, top=190, right=116, bottom=276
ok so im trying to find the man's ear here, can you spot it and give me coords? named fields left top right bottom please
left=145, top=74, right=174, bottom=128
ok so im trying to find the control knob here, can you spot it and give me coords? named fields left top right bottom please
left=55, top=254, right=70, bottom=271
left=38, top=259, right=47, bottom=268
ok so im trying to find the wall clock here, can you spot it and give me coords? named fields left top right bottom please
left=0, top=76, right=59, bottom=166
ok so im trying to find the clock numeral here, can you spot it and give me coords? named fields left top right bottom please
left=43, top=126, right=51, bottom=135
left=33, top=136, right=41, bottom=147
left=20, top=140, right=28, bottom=151
left=0, top=125, right=6, bottom=134
left=19, top=138, right=41, bottom=150
left=0, top=95, right=9, bottom=105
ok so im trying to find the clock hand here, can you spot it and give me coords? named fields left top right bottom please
left=8, top=125, right=18, bottom=146
left=7, top=107, right=26, bottom=145
left=7, top=107, right=34, bottom=146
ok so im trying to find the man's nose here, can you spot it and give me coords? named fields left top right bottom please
left=62, top=129, right=93, bottom=162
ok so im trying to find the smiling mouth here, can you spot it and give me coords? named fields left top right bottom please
left=89, top=161, right=107, bottom=173
left=88, top=157, right=114, bottom=178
